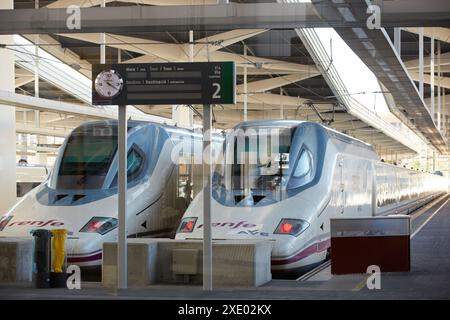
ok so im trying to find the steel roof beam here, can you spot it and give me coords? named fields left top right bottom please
left=0, top=2, right=449, bottom=35
left=0, top=90, right=172, bottom=123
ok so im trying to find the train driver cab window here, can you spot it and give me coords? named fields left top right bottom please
left=57, top=133, right=117, bottom=190
left=288, top=148, right=313, bottom=191
left=212, top=126, right=294, bottom=207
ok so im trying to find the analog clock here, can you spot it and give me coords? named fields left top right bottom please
left=94, top=69, right=124, bottom=99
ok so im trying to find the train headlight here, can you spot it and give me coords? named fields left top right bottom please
left=177, top=217, right=197, bottom=233
left=274, top=218, right=309, bottom=236
left=79, top=217, right=118, bottom=235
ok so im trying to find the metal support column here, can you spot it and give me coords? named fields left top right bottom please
left=118, top=104, right=128, bottom=289
left=34, top=0, right=39, bottom=99
left=419, top=27, right=424, bottom=99
left=202, top=104, right=212, bottom=291
left=431, top=36, right=435, bottom=120
left=112, top=9, right=124, bottom=291
left=0, top=0, right=16, bottom=212
left=189, top=30, right=194, bottom=63
left=34, top=2, right=40, bottom=133
left=438, top=41, right=441, bottom=132
left=100, top=0, right=106, bottom=65
left=100, top=34, right=106, bottom=64
left=280, top=87, right=284, bottom=119
left=394, top=28, right=401, bottom=57
left=444, top=92, right=447, bottom=137
left=175, top=30, right=194, bottom=128
left=243, top=45, right=248, bottom=122
left=448, top=155, right=450, bottom=191
left=448, top=151, right=450, bottom=191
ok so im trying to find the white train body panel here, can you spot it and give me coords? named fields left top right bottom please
left=176, top=121, right=448, bottom=273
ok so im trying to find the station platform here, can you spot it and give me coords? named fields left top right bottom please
left=1, top=195, right=450, bottom=300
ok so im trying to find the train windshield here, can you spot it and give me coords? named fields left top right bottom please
left=213, top=126, right=304, bottom=207
left=56, top=127, right=118, bottom=189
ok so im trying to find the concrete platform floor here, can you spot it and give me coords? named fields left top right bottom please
left=1, top=195, right=450, bottom=300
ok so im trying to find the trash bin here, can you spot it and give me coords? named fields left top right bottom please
left=50, top=229, right=68, bottom=288
left=31, top=229, right=52, bottom=288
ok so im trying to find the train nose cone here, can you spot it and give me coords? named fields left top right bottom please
left=272, top=240, right=297, bottom=257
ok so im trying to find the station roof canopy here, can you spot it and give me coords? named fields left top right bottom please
left=310, top=0, right=448, bottom=154
left=6, top=0, right=449, bottom=158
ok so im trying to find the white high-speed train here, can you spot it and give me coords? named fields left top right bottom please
left=176, top=120, right=448, bottom=274
left=0, top=120, right=222, bottom=267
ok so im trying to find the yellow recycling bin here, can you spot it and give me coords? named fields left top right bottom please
left=51, top=229, right=67, bottom=272
left=50, top=229, right=68, bottom=288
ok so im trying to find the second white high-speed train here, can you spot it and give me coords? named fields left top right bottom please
left=176, top=120, right=448, bottom=274
left=0, top=120, right=222, bottom=267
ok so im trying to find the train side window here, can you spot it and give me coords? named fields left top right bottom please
left=287, top=148, right=313, bottom=192
left=109, top=144, right=145, bottom=187
left=127, top=146, right=144, bottom=180
left=293, top=149, right=312, bottom=178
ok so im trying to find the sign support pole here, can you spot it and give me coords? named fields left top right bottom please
left=203, top=103, right=213, bottom=291
left=92, top=62, right=235, bottom=291
left=118, top=104, right=128, bottom=289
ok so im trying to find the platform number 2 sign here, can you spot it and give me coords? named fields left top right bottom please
left=212, top=83, right=221, bottom=99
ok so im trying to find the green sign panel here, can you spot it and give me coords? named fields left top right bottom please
left=92, top=62, right=235, bottom=106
